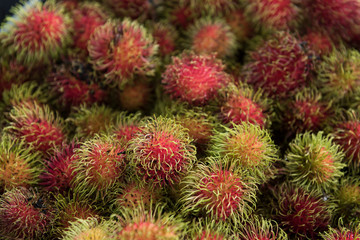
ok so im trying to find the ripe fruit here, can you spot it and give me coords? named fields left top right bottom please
left=127, top=116, right=197, bottom=187
left=188, top=218, right=233, bottom=240
left=242, top=31, right=313, bottom=99
left=151, top=22, right=178, bottom=58
left=285, top=131, right=346, bottom=192
left=0, top=134, right=42, bottom=193
left=0, top=0, right=71, bottom=65
left=209, top=122, right=278, bottom=183
left=180, top=157, right=257, bottom=224
left=118, top=78, right=153, bottom=112
left=239, top=216, right=288, bottom=240
left=88, top=19, right=158, bottom=87
left=162, top=51, right=231, bottom=105
left=0, top=187, right=55, bottom=239
left=102, top=0, right=150, bottom=20
left=321, top=226, right=360, bottom=240
left=186, top=18, right=236, bottom=58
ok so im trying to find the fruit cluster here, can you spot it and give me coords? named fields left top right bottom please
left=0, top=0, right=360, bottom=239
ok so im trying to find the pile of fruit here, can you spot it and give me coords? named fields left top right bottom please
left=0, top=0, right=359, bottom=239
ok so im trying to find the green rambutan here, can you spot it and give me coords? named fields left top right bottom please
left=70, top=134, right=127, bottom=201
left=162, top=51, right=231, bottom=105
left=4, top=100, right=66, bottom=155
left=330, top=109, right=360, bottom=171
left=0, top=187, right=55, bottom=239
left=242, top=31, right=313, bottom=99
left=113, top=204, right=185, bottom=239
left=209, top=122, right=278, bottom=183
left=186, top=18, right=236, bottom=58
left=0, top=134, right=43, bottom=193
left=39, top=141, right=80, bottom=193
left=179, top=157, right=257, bottom=224
left=316, top=47, right=360, bottom=104
left=218, top=82, right=272, bottom=128
left=244, top=0, right=300, bottom=31
left=239, top=216, right=288, bottom=240
left=88, top=18, right=158, bottom=87
left=61, top=217, right=117, bottom=240
left=271, top=183, right=332, bottom=239
left=0, top=0, right=71, bottom=66
left=127, top=116, right=197, bottom=187
left=68, top=104, right=117, bottom=140
left=285, top=131, right=346, bottom=193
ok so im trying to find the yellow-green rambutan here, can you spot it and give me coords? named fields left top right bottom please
left=285, top=131, right=346, bottom=193
left=127, top=116, right=197, bottom=187
left=320, top=225, right=360, bottom=240
left=209, top=122, right=278, bottom=183
left=187, top=218, right=234, bottom=240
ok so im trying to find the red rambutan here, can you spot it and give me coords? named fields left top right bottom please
left=242, top=31, right=313, bottom=99
left=302, top=30, right=334, bottom=56
left=127, top=116, right=197, bottom=187
left=0, top=0, right=71, bottom=65
left=162, top=51, right=231, bottom=105
left=118, top=78, right=153, bottom=112
left=88, top=19, right=158, bottom=88
left=151, top=22, right=178, bottom=58
left=102, top=0, right=151, bottom=20
left=239, top=216, right=288, bottom=240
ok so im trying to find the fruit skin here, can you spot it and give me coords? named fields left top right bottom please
left=113, top=204, right=185, bottom=240
left=320, top=226, right=360, bottom=240
left=150, top=22, right=178, bottom=58
left=71, top=134, right=127, bottom=201
left=0, top=187, right=55, bottom=239
left=316, top=47, right=360, bottom=105
left=88, top=19, right=158, bottom=88
left=110, top=111, right=143, bottom=146
left=118, top=78, right=153, bottom=112
left=218, top=82, right=272, bottom=129
left=186, top=18, right=237, bottom=58
left=127, top=116, right=197, bottom=187
left=330, top=109, right=360, bottom=171
left=179, top=157, right=257, bottom=225
left=305, top=0, right=360, bottom=46
left=102, top=0, right=151, bottom=21
left=4, top=100, right=66, bottom=155
left=302, top=30, right=334, bottom=57
left=61, top=217, right=117, bottom=240
left=0, top=0, right=71, bottom=66
left=242, top=31, right=313, bottom=99
left=162, top=51, right=231, bottom=105
left=239, top=216, right=288, bottom=240
left=209, top=122, right=278, bottom=183
left=285, top=131, right=346, bottom=193
left=0, top=134, right=43, bottom=193
left=271, top=183, right=332, bottom=239
left=39, top=141, right=80, bottom=193
left=244, top=0, right=300, bottom=31
left=187, top=218, right=233, bottom=240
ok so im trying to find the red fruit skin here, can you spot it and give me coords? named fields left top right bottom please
left=221, top=94, right=266, bottom=128
left=302, top=31, right=333, bottom=56
left=162, top=52, right=230, bottom=105
left=333, top=120, right=360, bottom=169
left=243, top=32, right=313, bottom=99
left=103, top=0, right=150, bottom=20
left=0, top=188, right=54, bottom=239
left=307, top=0, right=360, bottom=46
left=114, top=125, right=142, bottom=144
left=152, top=23, right=177, bottom=57
left=39, top=143, right=80, bottom=193
left=119, top=80, right=152, bottom=111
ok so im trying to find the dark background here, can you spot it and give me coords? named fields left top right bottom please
left=0, top=0, right=21, bottom=23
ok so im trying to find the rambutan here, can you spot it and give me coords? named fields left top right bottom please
left=242, top=31, right=313, bottom=99
left=186, top=18, right=236, bottom=58
left=244, top=0, right=300, bottom=31
left=111, top=111, right=143, bottom=146
left=209, top=122, right=278, bottom=183
left=0, top=0, right=71, bottom=65
left=239, top=216, right=288, bottom=240
left=330, top=109, right=360, bottom=171
left=162, top=51, right=231, bottom=105
left=302, top=30, right=333, bottom=57
left=305, top=0, right=360, bottom=46
left=0, top=134, right=42, bottom=193
left=4, top=100, right=66, bottom=155
left=321, top=226, right=360, bottom=240
left=187, top=218, right=233, bottom=240
left=127, top=116, right=197, bottom=187
left=71, top=134, right=127, bottom=201
left=285, top=131, right=345, bottom=192
left=225, top=9, right=253, bottom=44
left=61, top=217, right=117, bottom=240
left=219, top=82, right=272, bottom=128
left=70, top=2, right=109, bottom=54
left=316, top=47, right=360, bottom=104
left=68, top=104, right=117, bottom=139
left=165, top=0, right=197, bottom=29
left=39, top=142, right=80, bottom=193
left=0, top=187, right=55, bottom=239
left=271, top=183, right=332, bottom=239
left=88, top=19, right=158, bottom=87
left=150, top=22, right=178, bottom=58
left=102, top=0, right=151, bottom=20
left=118, top=78, right=153, bottom=112
left=114, top=204, right=185, bottom=239
left=179, top=157, right=257, bottom=224
left=188, top=0, right=240, bottom=16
